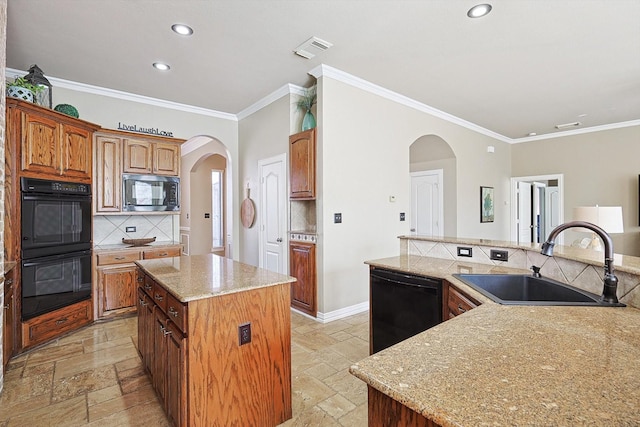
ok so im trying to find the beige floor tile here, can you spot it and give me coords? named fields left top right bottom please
left=83, top=336, right=134, bottom=354
left=51, top=365, right=118, bottom=403
left=118, top=363, right=152, bottom=394
left=291, top=372, right=337, bottom=413
left=86, top=398, right=170, bottom=427
left=7, top=395, right=87, bottom=427
left=317, top=393, right=357, bottom=419
left=304, top=362, right=339, bottom=381
left=328, top=337, right=369, bottom=363
left=338, top=403, right=368, bottom=427
left=87, top=384, right=122, bottom=406
left=0, top=394, right=51, bottom=423
left=54, top=343, right=139, bottom=380
left=88, top=384, right=158, bottom=423
left=0, top=371, right=53, bottom=408
left=24, top=342, right=84, bottom=367
left=323, top=369, right=368, bottom=406
left=22, top=360, right=55, bottom=378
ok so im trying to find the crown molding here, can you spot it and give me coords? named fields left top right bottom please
left=510, top=119, right=640, bottom=143
left=236, top=83, right=307, bottom=120
left=309, top=64, right=512, bottom=143
left=6, top=68, right=237, bottom=121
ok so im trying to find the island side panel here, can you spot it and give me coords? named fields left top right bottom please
left=188, top=282, right=292, bottom=426
left=369, top=386, right=441, bottom=427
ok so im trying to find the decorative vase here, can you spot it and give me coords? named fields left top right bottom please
left=54, top=104, right=80, bottom=118
left=302, top=110, right=316, bottom=131
left=7, top=86, right=34, bottom=102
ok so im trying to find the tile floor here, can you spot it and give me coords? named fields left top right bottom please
left=0, top=310, right=370, bottom=426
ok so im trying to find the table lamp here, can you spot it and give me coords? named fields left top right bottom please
left=572, top=206, right=624, bottom=251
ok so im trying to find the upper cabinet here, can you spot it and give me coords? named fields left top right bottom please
left=123, top=138, right=180, bottom=176
left=289, top=128, right=316, bottom=200
left=7, top=98, right=100, bottom=183
left=94, top=130, right=183, bottom=213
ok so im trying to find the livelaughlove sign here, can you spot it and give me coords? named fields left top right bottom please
left=117, top=122, right=174, bottom=138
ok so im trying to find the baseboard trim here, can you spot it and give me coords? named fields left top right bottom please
left=291, top=301, right=369, bottom=324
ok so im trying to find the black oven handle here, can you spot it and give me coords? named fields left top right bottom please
left=22, top=249, right=92, bottom=266
left=22, top=193, right=91, bottom=203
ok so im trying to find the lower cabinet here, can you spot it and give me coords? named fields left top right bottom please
left=139, top=272, right=187, bottom=427
left=289, top=241, right=317, bottom=316
left=368, top=386, right=442, bottom=427
left=22, top=299, right=92, bottom=349
left=444, top=281, right=480, bottom=320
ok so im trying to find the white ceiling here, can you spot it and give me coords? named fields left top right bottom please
left=6, top=0, right=640, bottom=140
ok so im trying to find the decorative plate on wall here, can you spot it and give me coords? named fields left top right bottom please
left=241, top=188, right=256, bottom=228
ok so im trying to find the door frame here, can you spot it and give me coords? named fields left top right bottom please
left=257, top=153, right=288, bottom=273
left=510, top=174, right=564, bottom=244
left=410, top=169, right=444, bottom=237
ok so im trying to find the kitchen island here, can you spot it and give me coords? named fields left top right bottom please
left=135, top=254, right=296, bottom=427
left=351, top=255, right=640, bottom=426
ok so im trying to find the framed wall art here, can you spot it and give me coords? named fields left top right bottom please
left=480, top=186, right=494, bottom=223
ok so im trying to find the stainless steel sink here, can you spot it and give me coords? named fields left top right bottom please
left=453, top=274, right=625, bottom=306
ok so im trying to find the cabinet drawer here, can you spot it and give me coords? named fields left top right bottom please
left=166, top=292, right=187, bottom=333
left=22, top=299, right=92, bottom=348
left=97, top=250, right=141, bottom=266
left=152, top=282, right=168, bottom=313
left=448, top=285, right=478, bottom=317
left=142, top=274, right=155, bottom=297
left=143, top=247, right=181, bottom=259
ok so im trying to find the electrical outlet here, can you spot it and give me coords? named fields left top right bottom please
left=125, top=226, right=136, bottom=233
left=334, top=213, right=342, bottom=223
left=400, top=212, right=405, bottom=221
left=239, top=322, right=251, bottom=345
left=204, top=213, right=210, bottom=218
left=457, top=246, right=473, bottom=257
left=490, top=249, right=509, bottom=261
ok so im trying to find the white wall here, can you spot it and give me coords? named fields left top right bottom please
left=238, top=95, right=291, bottom=266
left=317, top=76, right=512, bottom=313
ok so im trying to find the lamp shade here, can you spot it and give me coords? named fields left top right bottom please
left=572, top=206, right=624, bottom=234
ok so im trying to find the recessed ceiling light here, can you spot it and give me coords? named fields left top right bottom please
left=527, top=132, right=537, bottom=137
left=153, top=62, right=171, bottom=71
left=555, top=121, right=581, bottom=130
left=467, top=4, right=492, bottom=18
left=171, top=24, right=193, bottom=36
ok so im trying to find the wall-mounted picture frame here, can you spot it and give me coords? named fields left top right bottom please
left=481, top=186, right=494, bottom=223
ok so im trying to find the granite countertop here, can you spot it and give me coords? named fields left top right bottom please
left=352, top=255, right=640, bottom=426
left=135, top=253, right=296, bottom=303
left=94, top=240, right=182, bottom=252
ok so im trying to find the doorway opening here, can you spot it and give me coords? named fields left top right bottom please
left=510, top=174, right=564, bottom=245
left=211, top=169, right=224, bottom=250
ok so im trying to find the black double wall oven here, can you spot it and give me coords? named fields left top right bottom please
left=21, top=177, right=92, bottom=320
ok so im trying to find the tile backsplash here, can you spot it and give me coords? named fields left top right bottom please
left=93, top=214, right=179, bottom=245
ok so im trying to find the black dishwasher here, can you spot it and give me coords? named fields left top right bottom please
left=370, top=267, right=442, bottom=354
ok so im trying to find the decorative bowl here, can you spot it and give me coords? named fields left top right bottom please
left=54, top=103, right=79, bottom=118
left=122, top=237, right=156, bottom=247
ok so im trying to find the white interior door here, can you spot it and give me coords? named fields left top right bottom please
left=258, top=154, right=287, bottom=274
left=410, top=170, right=443, bottom=236
left=545, top=186, right=560, bottom=232
left=518, top=181, right=533, bottom=243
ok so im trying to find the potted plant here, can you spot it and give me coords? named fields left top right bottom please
left=6, top=77, right=43, bottom=103
left=297, top=86, right=317, bottom=131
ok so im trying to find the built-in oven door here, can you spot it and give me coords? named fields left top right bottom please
left=21, top=193, right=92, bottom=258
left=21, top=250, right=92, bottom=320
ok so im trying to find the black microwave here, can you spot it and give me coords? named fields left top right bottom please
left=122, top=174, right=180, bottom=212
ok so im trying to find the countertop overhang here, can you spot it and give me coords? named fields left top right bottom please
left=352, top=255, right=640, bottom=426
left=135, top=253, right=296, bottom=303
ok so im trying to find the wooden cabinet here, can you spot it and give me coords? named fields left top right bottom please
left=289, top=241, right=316, bottom=316
left=3, top=269, right=16, bottom=372
left=368, top=386, right=441, bottom=427
left=138, top=271, right=188, bottom=426
left=7, top=98, right=100, bottom=183
left=289, top=129, right=316, bottom=199
left=445, top=282, right=480, bottom=320
left=22, top=299, right=92, bottom=349
left=137, top=266, right=292, bottom=426
left=94, top=245, right=181, bottom=319
left=94, top=131, right=182, bottom=213
left=123, top=138, right=180, bottom=176
left=94, top=134, right=122, bottom=212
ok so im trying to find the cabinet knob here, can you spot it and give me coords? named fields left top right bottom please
left=155, top=294, right=164, bottom=302
left=276, top=238, right=283, bottom=243
left=163, top=329, right=173, bottom=336
left=157, top=252, right=168, bottom=257
left=114, top=256, right=125, bottom=260
left=5, top=278, right=13, bottom=286
left=168, top=306, right=178, bottom=317
left=457, top=304, right=467, bottom=313
left=56, top=317, right=68, bottom=325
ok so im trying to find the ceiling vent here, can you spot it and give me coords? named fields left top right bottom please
left=294, top=36, right=333, bottom=59
left=555, top=121, right=582, bottom=130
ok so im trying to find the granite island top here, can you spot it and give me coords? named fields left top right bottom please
left=135, top=253, right=296, bottom=303
left=352, top=255, right=640, bottom=426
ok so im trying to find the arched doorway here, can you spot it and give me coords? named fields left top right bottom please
left=180, top=136, right=233, bottom=257
left=409, top=135, right=457, bottom=237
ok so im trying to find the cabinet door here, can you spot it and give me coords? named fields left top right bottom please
left=446, top=283, right=479, bottom=320
left=95, top=136, right=122, bottom=212
left=153, top=307, right=168, bottom=403
left=61, top=123, right=92, bottom=181
left=123, top=139, right=153, bottom=174
left=142, top=291, right=155, bottom=374
left=289, top=129, right=316, bottom=199
left=137, top=287, right=148, bottom=360
left=142, top=246, right=182, bottom=260
left=166, top=321, right=187, bottom=427
left=101, top=265, right=138, bottom=312
left=153, top=142, right=180, bottom=176
left=21, top=111, right=60, bottom=177
left=289, top=242, right=317, bottom=316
